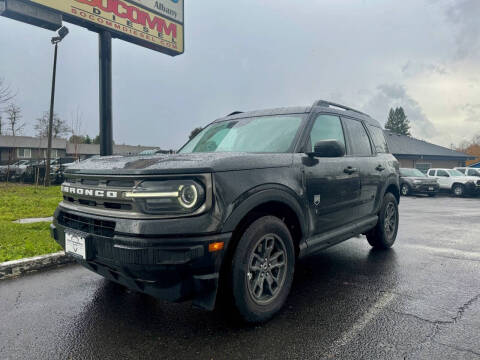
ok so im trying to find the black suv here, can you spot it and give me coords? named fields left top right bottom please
left=51, top=100, right=400, bottom=323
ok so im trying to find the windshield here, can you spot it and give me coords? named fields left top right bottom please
left=400, top=168, right=426, bottom=177
left=179, top=115, right=304, bottom=154
left=447, top=169, right=464, bottom=176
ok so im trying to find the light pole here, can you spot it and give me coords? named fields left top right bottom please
left=45, top=25, right=68, bottom=186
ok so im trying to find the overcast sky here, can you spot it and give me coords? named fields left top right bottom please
left=0, top=0, right=479, bottom=149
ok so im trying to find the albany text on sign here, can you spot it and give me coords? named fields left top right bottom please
left=130, top=0, right=183, bottom=23
left=30, top=0, right=184, bottom=55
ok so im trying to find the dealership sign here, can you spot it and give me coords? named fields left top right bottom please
left=29, top=0, right=184, bottom=55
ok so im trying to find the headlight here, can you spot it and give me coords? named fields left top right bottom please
left=413, top=180, right=422, bottom=184
left=124, top=179, right=206, bottom=214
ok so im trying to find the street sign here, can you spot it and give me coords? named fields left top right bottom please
left=0, top=0, right=61, bottom=31
left=30, top=0, right=184, bottom=55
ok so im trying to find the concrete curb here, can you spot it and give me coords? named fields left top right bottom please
left=0, top=252, right=75, bottom=280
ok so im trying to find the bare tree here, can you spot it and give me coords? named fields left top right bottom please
left=5, top=103, right=24, bottom=136
left=70, top=107, right=83, bottom=159
left=35, top=111, right=69, bottom=138
left=0, top=114, right=4, bottom=135
left=4, top=103, right=24, bottom=182
left=0, top=77, right=15, bottom=108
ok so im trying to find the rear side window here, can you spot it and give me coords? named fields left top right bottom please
left=308, top=114, right=345, bottom=152
left=343, top=118, right=372, bottom=156
left=367, top=125, right=389, bottom=153
left=437, top=170, right=449, bottom=177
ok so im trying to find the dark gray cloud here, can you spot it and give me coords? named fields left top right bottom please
left=363, top=84, right=438, bottom=138
left=401, top=61, right=447, bottom=77
left=445, top=0, right=480, bottom=59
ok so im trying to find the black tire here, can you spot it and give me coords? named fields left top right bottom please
left=230, top=216, right=295, bottom=323
left=366, top=192, right=399, bottom=249
left=452, top=184, right=464, bottom=197
left=400, top=184, right=410, bottom=196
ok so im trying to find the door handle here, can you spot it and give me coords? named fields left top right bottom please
left=344, top=166, right=358, bottom=174
left=376, top=165, right=385, bottom=172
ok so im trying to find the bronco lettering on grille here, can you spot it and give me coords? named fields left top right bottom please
left=61, top=185, right=119, bottom=199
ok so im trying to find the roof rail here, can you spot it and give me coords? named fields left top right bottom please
left=227, top=111, right=243, bottom=116
left=312, top=100, right=369, bottom=117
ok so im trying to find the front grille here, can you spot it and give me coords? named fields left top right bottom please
left=58, top=211, right=116, bottom=237
left=62, top=176, right=136, bottom=212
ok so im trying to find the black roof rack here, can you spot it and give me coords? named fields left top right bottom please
left=312, top=100, right=369, bottom=117
left=227, top=111, right=244, bottom=116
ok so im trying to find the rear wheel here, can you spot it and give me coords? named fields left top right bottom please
left=400, top=184, right=410, bottom=196
left=230, top=216, right=295, bottom=323
left=452, top=184, right=465, bottom=197
left=366, top=192, right=399, bottom=249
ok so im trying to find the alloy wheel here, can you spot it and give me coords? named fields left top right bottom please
left=384, top=202, right=397, bottom=239
left=246, top=234, right=287, bottom=305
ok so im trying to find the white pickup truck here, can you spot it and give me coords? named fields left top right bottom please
left=427, top=168, right=480, bottom=196
left=454, top=167, right=480, bottom=177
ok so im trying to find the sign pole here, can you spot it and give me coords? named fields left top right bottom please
left=99, top=30, right=113, bottom=156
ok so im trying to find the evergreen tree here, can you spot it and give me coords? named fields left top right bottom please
left=385, top=107, right=411, bottom=136
left=189, top=127, right=203, bottom=140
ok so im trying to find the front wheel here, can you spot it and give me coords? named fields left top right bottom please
left=366, top=192, right=399, bottom=249
left=452, top=184, right=465, bottom=197
left=230, top=216, right=295, bottom=323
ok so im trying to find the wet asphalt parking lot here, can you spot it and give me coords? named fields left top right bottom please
left=1, top=195, right=479, bottom=360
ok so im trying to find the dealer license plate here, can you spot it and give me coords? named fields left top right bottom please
left=65, top=232, right=86, bottom=259
left=428, top=187, right=434, bottom=191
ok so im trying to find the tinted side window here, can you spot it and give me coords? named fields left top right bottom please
left=367, top=125, right=388, bottom=153
left=458, top=168, right=466, bottom=174
left=308, top=114, right=345, bottom=152
left=428, top=170, right=436, bottom=176
left=343, top=118, right=372, bottom=156
left=437, top=170, right=449, bottom=177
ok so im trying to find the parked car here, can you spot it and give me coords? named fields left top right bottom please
left=427, top=168, right=480, bottom=196
left=454, top=167, right=480, bottom=177
left=0, top=160, right=31, bottom=181
left=399, top=168, right=439, bottom=196
left=139, top=149, right=161, bottom=155
left=51, top=100, right=400, bottom=323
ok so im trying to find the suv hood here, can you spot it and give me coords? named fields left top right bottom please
left=65, top=152, right=294, bottom=175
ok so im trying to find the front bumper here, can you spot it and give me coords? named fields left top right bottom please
left=51, top=210, right=232, bottom=310
left=411, top=183, right=440, bottom=194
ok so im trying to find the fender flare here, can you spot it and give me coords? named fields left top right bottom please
left=221, top=185, right=307, bottom=237
left=377, top=175, right=400, bottom=212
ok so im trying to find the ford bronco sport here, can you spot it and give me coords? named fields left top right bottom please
left=51, top=100, right=400, bottom=323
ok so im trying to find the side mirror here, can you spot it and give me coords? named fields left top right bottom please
left=307, top=140, right=345, bottom=158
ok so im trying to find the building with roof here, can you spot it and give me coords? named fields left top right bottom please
left=0, top=135, right=154, bottom=164
left=384, top=131, right=475, bottom=173
left=469, top=161, right=480, bottom=169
